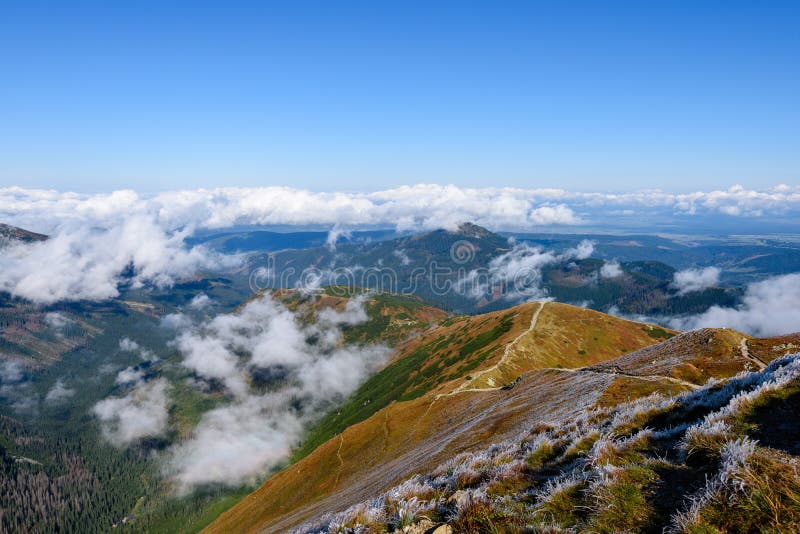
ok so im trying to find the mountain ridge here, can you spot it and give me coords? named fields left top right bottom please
left=292, top=351, right=800, bottom=533
left=204, top=302, right=800, bottom=533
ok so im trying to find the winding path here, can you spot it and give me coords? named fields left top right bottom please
left=332, top=434, right=345, bottom=488
left=447, top=301, right=546, bottom=396
left=740, top=338, right=766, bottom=370
left=546, top=365, right=700, bottom=390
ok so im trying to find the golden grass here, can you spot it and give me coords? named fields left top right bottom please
left=587, top=465, right=659, bottom=533
left=206, top=303, right=799, bottom=533
left=681, top=449, right=800, bottom=533
left=595, top=375, right=688, bottom=408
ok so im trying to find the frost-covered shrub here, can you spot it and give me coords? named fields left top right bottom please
left=494, top=458, right=527, bottom=480
left=388, top=476, right=437, bottom=502
left=525, top=434, right=561, bottom=468
left=533, top=473, right=587, bottom=527
left=392, top=496, right=426, bottom=530
left=718, top=437, right=757, bottom=494
left=608, top=394, right=674, bottom=434
left=587, top=428, right=654, bottom=467
left=681, top=419, right=732, bottom=458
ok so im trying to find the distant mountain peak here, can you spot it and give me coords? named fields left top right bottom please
left=453, top=222, right=493, bottom=238
left=0, top=223, right=48, bottom=243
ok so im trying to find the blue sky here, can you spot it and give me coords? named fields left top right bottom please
left=1, top=1, right=798, bottom=193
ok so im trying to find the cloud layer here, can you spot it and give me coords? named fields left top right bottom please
left=458, top=240, right=595, bottom=302
left=672, top=273, right=800, bottom=337
left=672, top=266, right=721, bottom=295
left=0, top=215, right=229, bottom=304
left=93, top=378, right=171, bottom=446
left=3, top=184, right=799, bottom=236
left=161, top=294, right=389, bottom=494
left=1, top=184, right=798, bottom=304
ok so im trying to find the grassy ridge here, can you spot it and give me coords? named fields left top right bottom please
left=294, top=311, right=515, bottom=460
left=298, top=354, right=800, bottom=533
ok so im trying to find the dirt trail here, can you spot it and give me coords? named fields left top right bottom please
left=740, top=338, right=766, bottom=370
left=380, top=409, right=390, bottom=454
left=447, top=301, right=546, bottom=396
left=332, top=434, right=345, bottom=488
left=547, top=366, right=700, bottom=389
left=435, top=300, right=699, bottom=400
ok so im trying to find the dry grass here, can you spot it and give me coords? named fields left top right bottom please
left=595, top=375, right=688, bottom=408
left=586, top=464, right=659, bottom=533
left=205, top=299, right=800, bottom=534
left=533, top=475, right=586, bottom=527
left=287, top=353, right=800, bottom=534
left=674, top=446, right=800, bottom=533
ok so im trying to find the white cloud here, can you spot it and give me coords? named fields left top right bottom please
left=0, top=360, right=36, bottom=412
left=44, top=312, right=72, bottom=331
left=188, top=293, right=212, bottom=310
left=0, top=185, right=588, bottom=236
left=0, top=360, right=25, bottom=384
left=316, top=295, right=369, bottom=326
left=672, top=267, right=721, bottom=295
left=671, top=273, right=800, bottom=337
left=458, top=240, right=595, bottom=302
left=92, top=378, right=170, bottom=447
left=119, top=338, right=156, bottom=361
left=44, top=379, right=75, bottom=404
left=161, top=313, right=193, bottom=330
left=5, top=184, right=798, bottom=236
left=164, top=394, right=302, bottom=491
left=527, top=204, right=581, bottom=225
left=1, top=184, right=798, bottom=305
left=600, top=261, right=623, bottom=279
left=174, top=327, right=250, bottom=397
left=326, top=224, right=351, bottom=250
left=0, top=214, right=230, bottom=304
left=393, top=248, right=412, bottom=266
left=119, top=338, right=140, bottom=352
left=162, top=293, right=389, bottom=494
left=116, top=367, right=145, bottom=385
left=561, top=240, right=595, bottom=261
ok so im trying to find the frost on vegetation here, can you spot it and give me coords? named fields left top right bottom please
left=587, top=428, right=654, bottom=467
left=680, top=352, right=800, bottom=457
left=671, top=437, right=760, bottom=532
left=534, top=472, right=586, bottom=504
left=388, top=477, right=437, bottom=502
left=393, top=496, right=427, bottom=529
left=296, top=353, right=800, bottom=534
left=495, top=458, right=527, bottom=480
left=682, top=419, right=732, bottom=456
left=718, top=437, right=757, bottom=494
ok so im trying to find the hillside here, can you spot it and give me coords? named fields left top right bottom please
left=0, top=222, right=796, bottom=533
left=0, top=225, right=99, bottom=367
left=271, top=287, right=449, bottom=347
left=208, top=302, right=769, bottom=533
left=0, top=281, right=452, bottom=533
left=510, top=232, right=800, bottom=285
left=0, top=300, right=98, bottom=368
left=296, top=351, right=800, bottom=533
